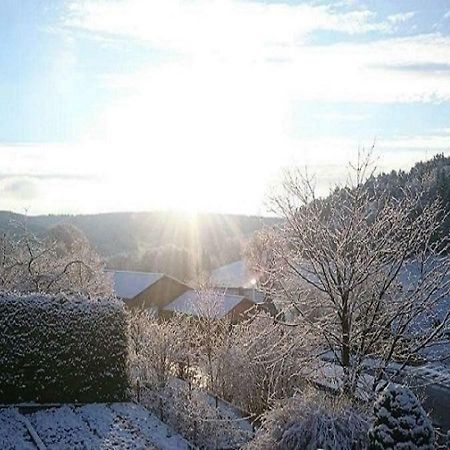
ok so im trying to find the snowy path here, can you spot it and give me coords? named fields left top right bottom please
left=0, top=403, right=191, bottom=450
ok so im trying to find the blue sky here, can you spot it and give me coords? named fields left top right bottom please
left=1, top=0, right=450, bottom=214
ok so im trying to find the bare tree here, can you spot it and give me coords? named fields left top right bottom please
left=215, top=312, right=315, bottom=416
left=128, top=311, right=191, bottom=390
left=250, top=152, right=450, bottom=395
left=0, top=223, right=112, bottom=297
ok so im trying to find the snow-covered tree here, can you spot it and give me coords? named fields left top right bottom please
left=128, top=311, right=192, bottom=390
left=129, top=304, right=314, bottom=418
left=368, top=383, right=434, bottom=450
left=128, top=311, right=255, bottom=448
left=0, top=223, right=111, bottom=297
left=250, top=151, right=450, bottom=394
left=214, top=312, right=315, bottom=416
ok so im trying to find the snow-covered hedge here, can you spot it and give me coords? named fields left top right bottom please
left=0, top=292, right=129, bottom=403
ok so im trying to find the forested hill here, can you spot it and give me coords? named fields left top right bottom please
left=1, top=154, right=448, bottom=281
left=366, top=153, right=450, bottom=202
left=363, top=154, right=450, bottom=228
left=326, top=153, right=450, bottom=236
left=0, top=210, right=279, bottom=280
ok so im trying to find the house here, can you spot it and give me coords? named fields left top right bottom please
left=161, top=289, right=256, bottom=322
left=108, top=269, right=256, bottom=321
left=209, top=260, right=265, bottom=303
left=107, top=270, right=189, bottom=310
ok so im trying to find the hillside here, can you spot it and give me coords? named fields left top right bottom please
left=2, top=154, right=449, bottom=281
left=362, top=153, right=450, bottom=235
left=0, top=210, right=278, bottom=281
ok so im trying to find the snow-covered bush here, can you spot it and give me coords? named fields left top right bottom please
left=128, top=311, right=194, bottom=390
left=214, top=313, right=314, bottom=416
left=368, top=383, right=435, bottom=450
left=140, top=380, right=253, bottom=449
left=246, top=389, right=369, bottom=450
left=129, top=310, right=314, bottom=417
left=0, top=292, right=129, bottom=403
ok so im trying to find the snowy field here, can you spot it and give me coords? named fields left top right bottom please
left=0, top=403, right=190, bottom=450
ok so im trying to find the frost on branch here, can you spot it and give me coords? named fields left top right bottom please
left=0, top=223, right=112, bottom=297
left=368, top=383, right=434, bottom=450
left=246, top=388, right=369, bottom=450
left=250, top=150, right=450, bottom=395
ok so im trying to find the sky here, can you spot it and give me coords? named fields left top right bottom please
left=1, top=0, right=450, bottom=215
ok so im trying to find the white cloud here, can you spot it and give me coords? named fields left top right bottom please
left=65, top=0, right=450, bottom=105
left=1, top=178, right=38, bottom=201
left=379, top=134, right=450, bottom=150
left=63, top=2, right=450, bottom=214
left=66, top=0, right=393, bottom=59
left=2, top=130, right=448, bottom=215
left=444, top=10, right=450, bottom=20
left=387, top=11, right=416, bottom=25
left=13, top=0, right=444, bottom=215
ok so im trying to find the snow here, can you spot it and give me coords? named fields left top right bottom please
left=0, top=403, right=190, bottom=450
left=139, top=379, right=254, bottom=449
left=210, top=260, right=257, bottom=289
left=369, top=383, right=435, bottom=449
left=107, top=270, right=164, bottom=300
left=0, top=408, right=36, bottom=450
left=307, top=359, right=375, bottom=401
left=163, top=289, right=250, bottom=319
left=107, top=403, right=189, bottom=450
left=412, top=363, right=450, bottom=388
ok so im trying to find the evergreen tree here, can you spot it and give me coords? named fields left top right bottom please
left=369, top=384, right=434, bottom=450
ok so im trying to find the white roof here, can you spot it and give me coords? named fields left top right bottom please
left=163, top=289, right=250, bottom=319
left=107, top=270, right=164, bottom=299
left=210, top=260, right=256, bottom=289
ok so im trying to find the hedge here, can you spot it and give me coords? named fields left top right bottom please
left=0, top=292, right=129, bottom=403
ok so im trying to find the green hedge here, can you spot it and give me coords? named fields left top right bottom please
left=0, top=293, right=129, bottom=403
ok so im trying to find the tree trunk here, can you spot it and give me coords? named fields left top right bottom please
left=341, top=293, right=352, bottom=394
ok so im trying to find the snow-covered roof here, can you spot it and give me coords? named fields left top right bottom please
left=163, top=289, right=251, bottom=319
left=107, top=270, right=164, bottom=299
left=210, top=260, right=257, bottom=289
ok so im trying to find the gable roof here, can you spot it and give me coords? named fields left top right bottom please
left=210, top=260, right=257, bottom=289
left=163, top=289, right=252, bottom=319
left=107, top=270, right=164, bottom=299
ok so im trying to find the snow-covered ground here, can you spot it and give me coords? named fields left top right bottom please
left=0, top=403, right=190, bottom=450
left=0, top=408, right=36, bottom=450
left=411, top=363, right=450, bottom=388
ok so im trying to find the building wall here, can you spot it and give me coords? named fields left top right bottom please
left=229, top=298, right=256, bottom=322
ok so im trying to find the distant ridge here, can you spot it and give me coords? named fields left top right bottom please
left=0, top=210, right=279, bottom=281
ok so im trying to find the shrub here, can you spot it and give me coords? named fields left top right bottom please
left=128, top=311, right=194, bottom=390
left=214, top=313, right=314, bottom=416
left=128, top=310, right=314, bottom=417
left=0, top=292, right=129, bottom=403
left=368, top=383, right=434, bottom=450
left=140, top=381, right=253, bottom=449
left=246, top=389, right=369, bottom=450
